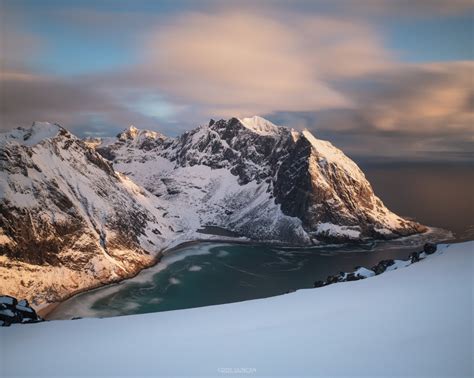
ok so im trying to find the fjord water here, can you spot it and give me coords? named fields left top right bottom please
left=49, top=233, right=448, bottom=320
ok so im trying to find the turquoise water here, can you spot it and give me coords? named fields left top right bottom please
left=48, top=230, right=449, bottom=320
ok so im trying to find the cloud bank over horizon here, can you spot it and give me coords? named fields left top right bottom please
left=1, top=0, right=473, bottom=161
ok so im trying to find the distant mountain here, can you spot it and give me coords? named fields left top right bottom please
left=0, top=117, right=426, bottom=305
left=97, top=116, right=426, bottom=244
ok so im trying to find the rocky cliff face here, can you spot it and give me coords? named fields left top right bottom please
left=0, top=122, right=174, bottom=305
left=97, top=116, right=426, bottom=244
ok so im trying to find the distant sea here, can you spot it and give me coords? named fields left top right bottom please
left=363, top=162, right=474, bottom=241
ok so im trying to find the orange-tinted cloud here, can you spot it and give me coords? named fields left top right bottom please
left=1, top=4, right=472, bottom=161
left=351, top=61, right=473, bottom=133
left=143, top=11, right=392, bottom=116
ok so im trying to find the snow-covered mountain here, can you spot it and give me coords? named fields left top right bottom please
left=0, top=122, right=176, bottom=304
left=97, top=116, right=425, bottom=243
left=0, top=117, right=426, bottom=305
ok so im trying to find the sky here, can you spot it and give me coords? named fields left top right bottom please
left=1, top=0, right=473, bottom=162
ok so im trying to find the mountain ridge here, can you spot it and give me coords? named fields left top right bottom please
left=0, top=117, right=427, bottom=305
left=0, top=122, right=175, bottom=304
left=96, top=116, right=426, bottom=242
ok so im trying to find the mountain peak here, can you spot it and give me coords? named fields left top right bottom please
left=118, top=125, right=139, bottom=140
left=1, top=122, right=65, bottom=147
left=127, top=125, right=139, bottom=137
left=27, top=122, right=64, bottom=144
left=117, top=125, right=165, bottom=142
left=239, top=116, right=280, bottom=136
left=301, top=128, right=365, bottom=182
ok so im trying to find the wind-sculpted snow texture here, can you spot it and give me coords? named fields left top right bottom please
left=98, top=116, right=425, bottom=244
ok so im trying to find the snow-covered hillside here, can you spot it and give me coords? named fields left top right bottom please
left=97, top=117, right=425, bottom=243
left=1, top=241, right=471, bottom=377
left=0, top=122, right=176, bottom=304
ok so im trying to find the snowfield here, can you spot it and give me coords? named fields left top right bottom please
left=1, top=241, right=472, bottom=377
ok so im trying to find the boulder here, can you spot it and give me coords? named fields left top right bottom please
left=0, top=295, right=43, bottom=327
left=410, top=251, right=421, bottom=263
left=423, top=242, right=437, bottom=255
left=313, top=280, right=325, bottom=288
left=325, top=275, right=339, bottom=285
left=345, top=273, right=361, bottom=282
left=0, top=295, right=17, bottom=306
left=17, top=299, right=29, bottom=307
left=371, top=259, right=395, bottom=275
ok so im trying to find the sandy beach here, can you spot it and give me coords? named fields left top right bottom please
left=36, top=302, right=60, bottom=318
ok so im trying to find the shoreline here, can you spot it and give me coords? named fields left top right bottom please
left=37, top=250, right=165, bottom=319
left=39, top=236, right=268, bottom=319
left=37, top=302, right=60, bottom=318
left=39, top=227, right=451, bottom=320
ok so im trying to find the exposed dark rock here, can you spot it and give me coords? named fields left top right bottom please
left=410, top=251, right=421, bottom=263
left=325, top=275, right=339, bottom=285
left=0, top=295, right=17, bottom=306
left=313, top=243, right=438, bottom=289
left=85, top=149, right=117, bottom=177
left=0, top=295, right=43, bottom=326
left=273, top=136, right=312, bottom=219
left=423, top=242, right=437, bottom=255
left=313, top=280, right=325, bottom=288
left=95, top=147, right=116, bottom=161
left=345, top=272, right=361, bottom=282
left=371, top=259, right=395, bottom=275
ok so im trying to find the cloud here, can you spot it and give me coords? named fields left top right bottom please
left=271, top=61, right=474, bottom=160
left=0, top=70, right=157, bottom=136
left=276, top=0, right=474, bottom=19
left=0, top=22, right=44, bottom=72
left=339, top=0, right=474, bottom=17
left=133, top=9, right=473, bottom=161
left=344, top=61, right=474, bottom=134
left=141, top=11, right=391, bottom=117
left=1, top=4, right=472, bottom=161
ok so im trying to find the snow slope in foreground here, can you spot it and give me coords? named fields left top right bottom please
left=1, top=242, right=472, bottom=377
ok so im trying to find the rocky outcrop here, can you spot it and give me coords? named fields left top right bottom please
left=0, top=295, right=43, bottom=326
left=314, top=243, right=437, bottom=288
